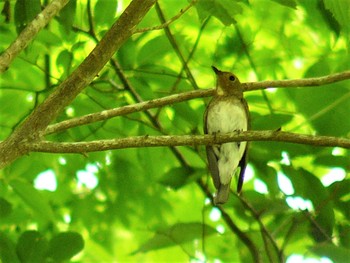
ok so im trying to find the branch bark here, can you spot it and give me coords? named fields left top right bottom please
left=0, top=0, right=157, bottom=169
left=27, top=130, right=350, bottom=153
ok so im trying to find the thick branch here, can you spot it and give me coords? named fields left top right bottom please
left=0, top=0, right=70, bottom=73
left=0, top=0, right=157, bottom=169
left=28, top=130, right=350, bottom=153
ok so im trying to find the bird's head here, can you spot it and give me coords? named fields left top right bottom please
left=212, top=66, right=243, bottom=97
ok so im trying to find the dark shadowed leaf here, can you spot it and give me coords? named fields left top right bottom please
left=46, top=232, right=84, bottom=262
left=16, top=231, right=48, bottom=263
left=58, top=0, right=77, bottom=33
left=14, top=0, right=41, bottom=34
left=0, top=232, right=20, bottom=263
left=0, top=198, right=12, bottom=218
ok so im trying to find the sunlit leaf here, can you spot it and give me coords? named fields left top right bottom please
left=133, top=222, right=218, bottom=254
left=10, top=179, right=55, bottom=223
left=312, top=243, right=350, bottom=263
left=94, top=0, right=118, bottom=25
left=194, top=0, right=242, bottom=25
left=270, top=0, right=297, bottom=9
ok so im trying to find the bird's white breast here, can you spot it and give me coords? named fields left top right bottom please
left=207, top=100, right=248, bottom=134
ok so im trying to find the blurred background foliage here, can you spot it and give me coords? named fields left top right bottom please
left=0, top=0, right=350, bottom=262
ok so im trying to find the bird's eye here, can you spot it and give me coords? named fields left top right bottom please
left=229, top=75, right=236, bottom=81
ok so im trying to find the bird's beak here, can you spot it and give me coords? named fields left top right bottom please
left=212, top=66, right=221, bottom=74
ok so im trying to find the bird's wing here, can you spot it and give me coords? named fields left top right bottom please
left=206, top=146, right=220, bottom=189
left=204, top=101, right=220, bottom=190
left=236, top=145, right=248, bottom=193
left=236, top=97, right=250, bottom=193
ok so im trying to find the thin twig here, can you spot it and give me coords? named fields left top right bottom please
left=45, top=89, right=213, bottom=134
left=134, top=0, right=198, bottom=34
left=196, top=180, right=262, bottom=263
left=243, top=70, right=350, bottom=91
left=155, top=2, right=200, bottom=90
left=239, top=196, right=284, bottom=262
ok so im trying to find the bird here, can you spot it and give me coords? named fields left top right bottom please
left=204, top=66, right=249, bottom=204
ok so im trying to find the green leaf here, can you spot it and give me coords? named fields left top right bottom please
left=328, top=180, right=350, bottom=220
left=14, top=0, right=41, bottom=34
left=0, top=198, right=12, bottom=218
left=324, top=0, right=350, bottom=35
left=56, top=49, right=73, bottom=77
left=194, top=0, right=243, bottom=25
left=283, top=166, right=335, bottom=242
left=270, top=0, right=297, bottom=9
left=10, top=179, right=55, bottom=223
left=58, top=0, right=77, bottom=33
left=16, top=231, right=48, bottom=263
left=312, top=243, right=350, bottom=263
left=133, top=222, right=218, bottom=254
left=317, top=0, right=341, bottom=36
left=314, top=155, right=349, bottom=169
left=252, top=113, right=293, bottom=130
left=117, top=38, right=137, bottom=68
left=158, top=167, right=194, bottom=189
left=46, top=232, right=84, bottom=262
left=287, top=59, right=350, bottom=136
left=94, top=0, right=118, bottom=25
left=0, top=232, right=20, bottom=263
left=338, top=224, right=350, bottom=248
left=137, top=36, right=172, bottom=66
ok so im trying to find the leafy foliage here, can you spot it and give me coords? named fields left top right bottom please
left=0, top=0, right=350, bottom=262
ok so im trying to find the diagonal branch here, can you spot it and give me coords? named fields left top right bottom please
left=0, top=0, right=157, bottom=169
left=27, top=130, right=350, bottom=153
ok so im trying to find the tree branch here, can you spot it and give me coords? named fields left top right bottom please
left=27, top=130, right=350, bottom=153
left=0, top=0, right=157, bottom=169
left=0, top=0, right=70, bottom=73
left=133, top=0, right=198, bottom=34
left=243, top=70, right=350, bottom=91
left=45, top=70, right=350, bottom=135
left=45, top=89, right=212, bottom=134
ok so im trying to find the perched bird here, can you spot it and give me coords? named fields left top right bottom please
left=204, top=66, right=249, bottom=204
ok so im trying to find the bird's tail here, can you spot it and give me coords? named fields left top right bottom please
left=214, top=184, right=230, bottom=204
